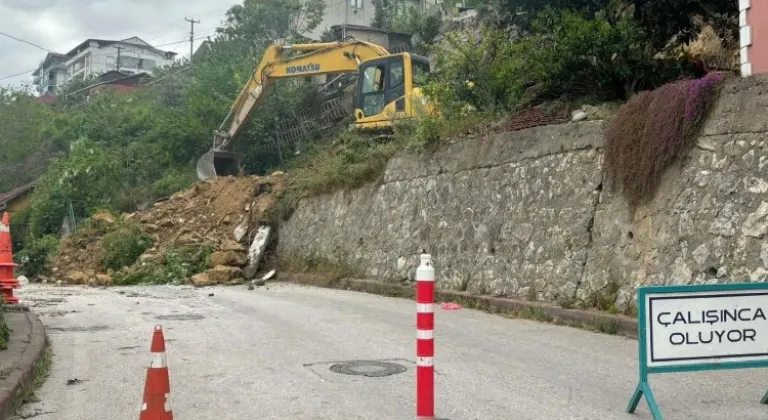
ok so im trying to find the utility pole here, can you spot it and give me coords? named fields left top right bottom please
left=116, top=46, right=123, bottom=71
left=185, top=17, right=200, bottom=65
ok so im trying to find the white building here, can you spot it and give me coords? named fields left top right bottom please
left=307, top=0, right=442, bottom=40
left=32, top=37, right=177, bottom=94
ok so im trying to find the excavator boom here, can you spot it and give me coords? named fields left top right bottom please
left=197, top=40, right=391, bottom=180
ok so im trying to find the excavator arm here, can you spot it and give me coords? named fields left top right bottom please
left=197, top=40, right=391, bottom=180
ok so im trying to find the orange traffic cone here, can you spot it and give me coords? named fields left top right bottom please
left=0, top=212, right=19, bottom=304
left=139, top=325, right=173, bottom=420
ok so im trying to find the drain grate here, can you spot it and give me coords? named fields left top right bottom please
left=329, top=360, right=407, bottom=378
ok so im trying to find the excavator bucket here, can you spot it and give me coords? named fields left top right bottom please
left=196, top=149, right=241, bottom=181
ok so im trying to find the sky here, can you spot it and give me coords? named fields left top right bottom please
left=0, top=0, right=238, bottom=90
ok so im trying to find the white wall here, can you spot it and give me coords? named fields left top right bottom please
left=67, top=43, right=175, bottom=81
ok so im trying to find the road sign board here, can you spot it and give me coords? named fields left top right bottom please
left=646, top=289, right=768, bottom=368
left=627, top=282, right=768, bottom=420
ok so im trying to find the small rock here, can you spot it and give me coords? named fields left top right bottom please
left=251, top=279, right=266, bottom=287
left=66, top=270, right=89, bottom=284
left=17, top=275, right=29, bottom=287
left=177, top=233, right=200, bottom=244
left=92, top=211, right=115, bottom=224
left=207, top=265, right=243, bottom=284
left=96, top=274, right=112, bottom=286
left=234, top=221, right=248, bottom=242
left=571, top=110, right=588, bottom=122
left=219, top=240, right=246, bottom=252
left=209, top=251, right=248, bottom=267
left=191, top=272, right=213, bottom=287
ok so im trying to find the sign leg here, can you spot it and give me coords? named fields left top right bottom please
left=760, top=388, right=768, bottom=405
left=641, top=382, right=663, bottom=420
left=626, top=382, right=644, bottom=413
left=626, top=382, right=663, bottom=420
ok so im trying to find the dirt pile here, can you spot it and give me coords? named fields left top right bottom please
left=48, top=173, right=286, bottom=287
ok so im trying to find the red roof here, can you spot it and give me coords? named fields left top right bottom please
left=0, top=181, right=36, bottom=204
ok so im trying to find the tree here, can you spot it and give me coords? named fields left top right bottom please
left=217, top=0, right=326, bottom=46
left=493, top=0, right=737, bottom=53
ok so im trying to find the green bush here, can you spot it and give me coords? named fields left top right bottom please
left=16, top=235, right=59, bottom=278
left=101, top=222, right=152, bottom=271
left=150, top=167, right=198, bottom=199
left=112, top=244, right=212, bottom=286
left=425, top=8, right=699, bottom=114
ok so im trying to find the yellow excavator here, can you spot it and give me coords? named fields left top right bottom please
left=196, top=39, right=435, bottom=180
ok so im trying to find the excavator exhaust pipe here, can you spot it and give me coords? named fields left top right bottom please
left=196, top=149, right=241, bottom=181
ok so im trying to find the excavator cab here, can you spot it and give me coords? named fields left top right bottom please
left=354, top=53, right=433, bottom=130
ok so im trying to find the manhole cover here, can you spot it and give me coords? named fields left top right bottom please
left=154, top=314, right=204, bottom=321
left=329, top=360, right=407, bottom=377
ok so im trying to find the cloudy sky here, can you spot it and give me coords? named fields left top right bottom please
left=0, top=0, right=237, bottom=89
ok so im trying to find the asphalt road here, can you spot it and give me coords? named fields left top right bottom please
left=11, top=283, right=768, bottom=420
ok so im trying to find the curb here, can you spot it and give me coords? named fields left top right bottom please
left=277, top=272, right=638, bottom=338
left=0, top=309, right=48, bottom=420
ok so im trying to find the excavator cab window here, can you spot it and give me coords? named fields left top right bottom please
left=412, top=57, right=430, bottom=86
left=356, top=55, right=408, bottom=118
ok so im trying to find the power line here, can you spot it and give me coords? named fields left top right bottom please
left=0, top=69, right=36, bottom=82
left=153, top=35, right=212, bottom=48
left=0, top=31, right=52, bottom=52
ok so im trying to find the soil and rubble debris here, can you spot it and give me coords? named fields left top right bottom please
left=47, top=173, right=286, bottom=288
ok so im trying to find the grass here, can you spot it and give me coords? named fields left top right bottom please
left=112, top=244, right=213, bottom=286
left=277, top=248, right=364, bottom=282
left=271, top=112, right=492, bottom=221
left=14, top=341, right=53, bottom=407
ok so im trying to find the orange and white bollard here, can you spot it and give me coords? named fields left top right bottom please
left=139, top=325, right=173, bottom=420
left=0, top=212, right=20, bottom=304
left=416, top=253, right=435, bottom=419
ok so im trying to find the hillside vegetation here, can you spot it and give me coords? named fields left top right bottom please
left=0, top=0, right=739, bottom=280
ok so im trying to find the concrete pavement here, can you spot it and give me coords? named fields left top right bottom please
left=12, top=283, right=768, bottom=420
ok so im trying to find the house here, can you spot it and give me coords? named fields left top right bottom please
left=327, top=24, right=413, bottom=51
left=740, top=0, right=767, bottom=76
left=308, top=0, right=441, bottom=40
left=0, top=182, right=36, bottom=216
left=32, top=37, right=177, bottom=94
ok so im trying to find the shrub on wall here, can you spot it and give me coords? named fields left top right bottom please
left=603, top=72, right=726, bottom=211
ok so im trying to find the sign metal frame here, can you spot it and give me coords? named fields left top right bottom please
left=627, top=282, right=768, bottom=420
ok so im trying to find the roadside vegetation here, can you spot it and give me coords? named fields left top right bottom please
left=0, top=0, right=739, bottom=293
left=0, top=302, right=9, bottom=350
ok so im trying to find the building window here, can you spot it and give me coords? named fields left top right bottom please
left=349, top=0, right=363, bottom=8
left=138, top=58, right=156, bottom=70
